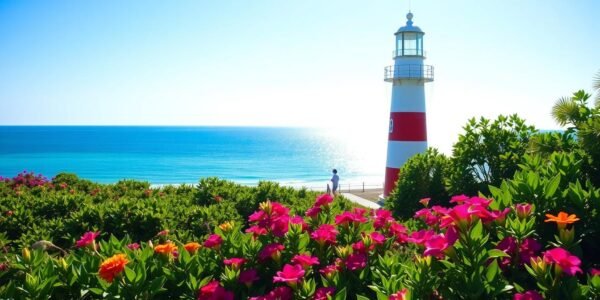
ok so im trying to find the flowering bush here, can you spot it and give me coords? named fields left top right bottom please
left=2, top=191, right=600, bottom=299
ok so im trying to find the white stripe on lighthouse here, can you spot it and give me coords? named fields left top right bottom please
left=390, top=84, right=426, bottom=113
left=385, top=141, right=428, bottom=168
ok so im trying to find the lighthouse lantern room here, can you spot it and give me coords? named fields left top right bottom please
left=383, top=12, right=434, bottom=197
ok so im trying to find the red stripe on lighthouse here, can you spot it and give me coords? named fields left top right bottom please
left=388, top=112, right=427, bottom=141
left=384, top=167, right=400, bottom=196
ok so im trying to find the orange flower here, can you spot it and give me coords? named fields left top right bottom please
left=184, top=242, right=201, bottom=254
left=154, top=242, right=178, bottom=256
left=545, top=212, right=580, bottom=229
left=98, top=254, right=129, bottom=283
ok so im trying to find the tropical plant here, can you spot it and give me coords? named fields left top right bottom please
left=447, top=114, right=537, bottom=196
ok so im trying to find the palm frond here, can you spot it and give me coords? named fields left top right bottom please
left=551, top=97, right=579, bottom=126
left=594, top=70, right=600, bottom=106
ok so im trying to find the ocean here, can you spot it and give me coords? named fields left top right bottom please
left=0, top=126, right=386, bottom=189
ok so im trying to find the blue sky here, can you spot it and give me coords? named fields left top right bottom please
left=1, top=0, right=599, bottom=152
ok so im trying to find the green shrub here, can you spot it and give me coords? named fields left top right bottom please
left=447, top=114, right=537, bottom=196
left=385, top=148, right=450, bottom=219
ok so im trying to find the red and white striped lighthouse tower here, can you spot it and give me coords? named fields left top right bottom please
left=383, top=12, right=434, bottom=197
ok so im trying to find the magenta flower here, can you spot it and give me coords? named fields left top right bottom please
left=449, top=194, right=469, bottom=204
left=515, top=203, right=533, bottom=219
left=519, top=238, right=542, bottom=265
left=370, top=231, right=386, bottom=245
left=289, top=215, right=308, bottom=232
left=203, top=234, right=223, bottom=249
left=335, top=211, right=367, bottom=227
left=373, top=209, right=394, bottom=229
left=273, top=264, right=305, bottom=286
left=423, top=227, right=458, bottom=258
left=388, top=222, right=408, bottom=243
left=591, top=268, right=600, bottom=276
left=406, top=229, right=436, bottom=246
left=270, top=216, right=290, bottom=237
left=76, top=231, right=100, bottom=248
left=249, top=286, right=293, bottom=300
left=291, top=254, right=319, bottom=270
left=415, top=208, right=439, bottom=226
left=310, top=224, right=338, bottom=246
left=223, top=257, right=246, bottom=270
left=127, top=243, right=140, bottom=250
left=249, top=210, right=267, bottom=223
left=543, top=247, right=582, bottom=276
left=246, top=225, right=268, bottom=238
left=259, top=243, right=285, bottom=262
left=419, top=197, right=430, bottom=207
left=441, top=204, right=473, bottom=229
left=319, top=264, right=340, bottom=278
left=314, top=287, right=336, bottom=300
left=197, top=280, right=234, bottom=300
left=513, top=290, right=543, bottom=300
left=389, top=288, right=409, bottom=300
left=305, top=206, right=321, bottom=218
left=345, top=252, right=367, bottom=271
left=314, top=194, right=333, bottom=207
left=239, top=269, right=259, bottom=286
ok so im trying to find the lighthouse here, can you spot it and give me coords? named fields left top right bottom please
left=383, top=12, right=434, bottom=197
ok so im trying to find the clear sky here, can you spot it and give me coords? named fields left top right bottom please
left=1, top=0, right=599, bottom=152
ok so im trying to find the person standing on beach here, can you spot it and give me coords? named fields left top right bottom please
left=330, top=169, right=339, bottom=195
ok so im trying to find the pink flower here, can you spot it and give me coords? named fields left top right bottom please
left=273, top=264, right=305, bottom=286
left=270, top=216, right=290, bottom=237
left=239, top=269, right=259, bottom=286
left=313, top=287, right=336, bottom=300
left=520, top=238, right=542, bottom=264
left=496, top=237, right=517, bottom=267
left=314, top=194, right=333, bottom=207
left=305, top=206, right=321, bottom=218
left=415, top=208, right=439, bottom=226
left=419, top=197, right=430, bottom=207
left=450, top=194, right=469, bottom=204
left=389, top=288, right=409, bottom=300
left=440, top=204, right=473, bottom=229
left=76, top=231, right=100, bottom=248
left=543, top=247, right=582, bottom=276
left=310, top=224, right=338, bottom=246
left=370, top=231, right=386, bottom=246
left=197, top=280, right=234, bottom=300
left=223, top=257, right=246, bottom=270
left=127, top=243, right=140, bottom=250
left=249, top=286, right=293, bottom=300
left=291, top=254, right=319, bottom=270
left=249, top=210, right=267, bottom=223
left=319, top=264, right=340, bottom=278
left=513, top=290, right=543, bottom=300
left=259, top=243, right=285, bottom=262
left=246, top=225, right=268, bottom=238
left=345, top=253, right=367, bottom=271
left=515, top=203, right=533, bottom=219
left=373, top=209, right=394, bottom=229
left=157, top=229, right=169, bottom=236
left=289, top=216, right=308, bottom=232
left=388, top=222, right=408, bottom=243
left=203, top=234, right=223, bottom=249
left=591, top=268, right=600, bottom=276
left=335, top=211, right=367, bottom=227
left=406, top=229, right=436, bottom=246
left=423, top=227, right=458, bottom=258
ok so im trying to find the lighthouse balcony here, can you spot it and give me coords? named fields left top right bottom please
left=384, top=64, right=434, bottom=82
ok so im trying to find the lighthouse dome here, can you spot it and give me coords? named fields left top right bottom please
left=395, top=12, right=423, bottom=34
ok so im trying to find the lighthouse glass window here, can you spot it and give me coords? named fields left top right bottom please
left=403, top=33, right=417, bottom=56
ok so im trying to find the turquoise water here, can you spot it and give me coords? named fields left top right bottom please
left=0, top=126, right=385, bottom=188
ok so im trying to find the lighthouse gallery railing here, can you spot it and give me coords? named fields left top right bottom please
left=384, top=64, right=434, bottom=82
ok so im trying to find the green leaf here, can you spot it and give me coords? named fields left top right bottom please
left=334, top=287, right=347, bottom=300
left=487, top=249, right=510, bottom=258
left=124, top=266, right=136, bottom=283
left=544, top=174, right=561, bottom=198
left=485, top=259, right=499, bottom=282
left=89, top=287, right=104, bottom=295
left=470, top=220, right=483, bottom=240
left=356, top=295, right=370, bottom=300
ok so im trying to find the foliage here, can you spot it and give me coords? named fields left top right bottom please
left=385, top=148, right=450, bottom=219
left=447, top=114, right=537, bottom=196
left=551, top=90, right=600, bottom=185
left=1, top=193, right=600, bottom=299
left=0, top=173, right=353, bottom=251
